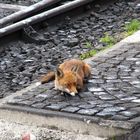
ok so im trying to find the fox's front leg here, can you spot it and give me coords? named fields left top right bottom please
left=84, top=63, right=91, bottom=79
left=77, top=77, right=84, bottom=90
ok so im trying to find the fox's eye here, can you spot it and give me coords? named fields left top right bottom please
left=64, top=83, right=68, bottom=87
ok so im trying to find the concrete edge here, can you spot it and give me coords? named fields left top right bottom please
left=0, top=105, right=131, bottom=138
left=1, top=104, right=138, bottom=130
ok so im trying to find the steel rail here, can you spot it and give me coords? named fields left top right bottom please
left=0, top=0, right=61, bottom=27
left=0, top=0, right=94, bottom=38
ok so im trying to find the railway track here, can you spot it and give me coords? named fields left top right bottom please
left=0, top=0, right=139, bottom=97
left=0, top=0, right=94, bottom=42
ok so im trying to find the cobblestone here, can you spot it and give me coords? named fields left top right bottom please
left=78, top=109, right=99, bottom=115
left=61, top=106, right=80, bottom=113
left=5, top=43, right=140, bottom=130
left=119, top=111, right=138, bottom=118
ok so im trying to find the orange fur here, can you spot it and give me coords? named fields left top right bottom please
left=40, top=71, right=55, bottom=84
left=40, top=59, right=91, bottom=96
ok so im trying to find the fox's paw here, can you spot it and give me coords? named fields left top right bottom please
left=70, top=92, right=76, bottom=96
left=61, top=92, right=64, bottom=95
left=35, top=82, right=41, bottom=86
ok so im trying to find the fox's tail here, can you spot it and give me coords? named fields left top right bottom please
left=40, top=71, right=55, bottom=84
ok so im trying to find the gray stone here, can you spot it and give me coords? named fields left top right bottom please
left=33, top=96, right=46, bottom=102
left=104, top=76, right=117, bottom=80
left=46, top=103, right=68, bottom=110
left=119, top=111, right=138, bottom=117
left=132, top=99, right=140, bottom=103
left=79, top=92, right=94, bottom=98
left=88, top=87, right=104, bottom=92
left=103, top=106, right=125, bottom=112
left=130, top=116, right=140, bottom=122
left=120, top=96, right=137, bottom=101
left=99, top=94, right=116, bottom=101
left=61, top=106, right=80, bottom=113
left=17, top=100, right=35, bottom=106
left=130, top=107, right=140, bottom=113
left=31, top=103, right=47, bottom=109
left=96, top=111, right=116, bottom=117
left=68, top=38, right=79, bottom=47
left=94, top=92, right=107, bottom=96
left=79, top=104, right=96, bottom=109
left=97, top=103, right=113, bottom=108
left=78, top=109, right=98, bottom=115
left=106, top=79, right=122, bottom=83
left=88, top=79, right=104, bottom=84
left=111, top=115, right=129, bottom=120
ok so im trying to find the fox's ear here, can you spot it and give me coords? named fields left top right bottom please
left=71, top=65, right=79, bottom=73
left=56, top=68, right=63, bottom=78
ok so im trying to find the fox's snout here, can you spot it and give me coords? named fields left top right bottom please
left=68, top=86, right=78, bottom=96
left=58, top=85, right=78, bottom=96
left=55, top=81, right=78, bottom=96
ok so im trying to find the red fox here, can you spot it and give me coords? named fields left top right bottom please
left=38, top=59, right=91, bottom=96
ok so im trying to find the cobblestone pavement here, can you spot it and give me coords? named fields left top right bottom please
left=4, top=42, right=140, bottom=130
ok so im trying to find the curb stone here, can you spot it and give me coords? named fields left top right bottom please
left=1, top=30, right=140, bottom=139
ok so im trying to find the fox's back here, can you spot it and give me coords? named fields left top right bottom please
left=59, top=59, right=84, bottom=71
left=59, top=59, right=91, bottom=80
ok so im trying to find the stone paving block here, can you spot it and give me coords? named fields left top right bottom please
left=104, top=76, right=118, bottom=80
left=106, top=59, right=120, bottom=64
left=78, top=108, right=99, bottom=115
left=130, top=116, right=140, bottom=122
left=45, top=102, right=68, bottom=111
left=61, top=106, right=80, bottom=113
left=79, top=91, right=94, bottom=98
left=88, top=86, right=104, bottom=92
left=102, top=106, right=126, bottom=112
left=96, top=110, right=116, bottom=118
left=120, top=96, right=138, bottom=101
left=16, top=100, right=35, bottom=106
left=119, top=111, right=138, bottom=118
left=31, top=103, right=47, bottom=109
left=119, top=102, right=140, bottom=108
left=79, top=104, right=96, bottom=109
left=111, top=115, right=129, bottom=121
left=94, top=92, right=107, bottom=96
left=96, top=103, right=113, bottom=108
left=131, top=99, right=140, bottom=103
left=130, top=107, right=140, bottom=113
left=4, top=43, right=140, bottom=131
left=31, top=96, right=46, bottom=102
left=88, top=79, right=105, bottom=84
left=99, top=94, right=116, bottom=101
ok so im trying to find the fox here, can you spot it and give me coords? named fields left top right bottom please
left=38, top=59, right=91, bottom=96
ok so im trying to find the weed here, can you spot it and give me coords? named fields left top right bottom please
left=100, top=33, right=116, bottom=47
left=80, top=49, right=98, bottom=60
left=84, top=41, right=92, bottom=48
left=80, top=34, right=115, bottom=60
left=124, top=19, right=140, bottom=36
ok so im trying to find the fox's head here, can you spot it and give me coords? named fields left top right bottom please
left=55, top=66, right=79, bottom=96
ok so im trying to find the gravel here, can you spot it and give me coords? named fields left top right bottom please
left=0, top=9, right=14, bottom=19
left=0, top=0, right=37, bottom=6
left=0, top=119, right=104, bottom=140
left=0, top=0, right=140, bottom=97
